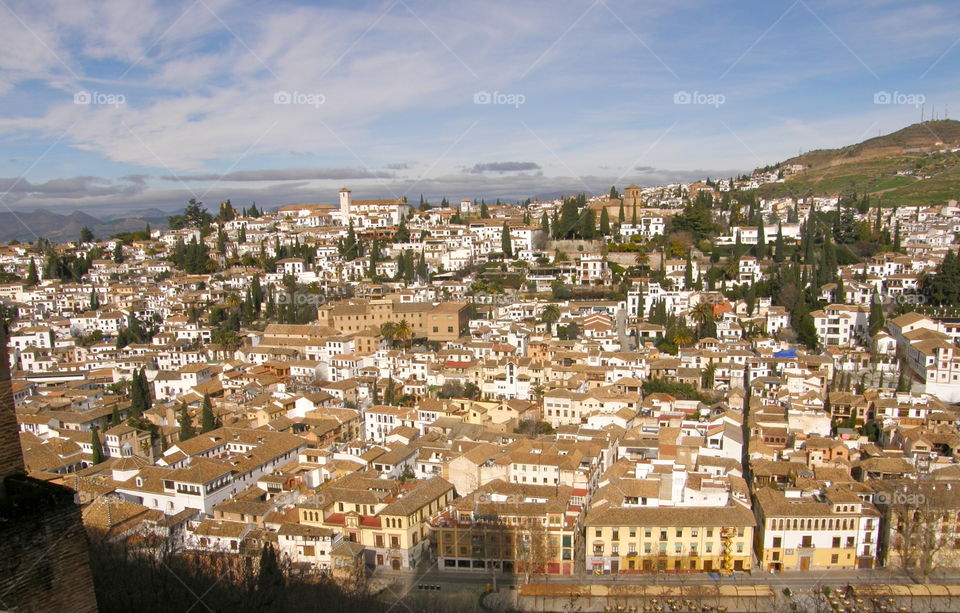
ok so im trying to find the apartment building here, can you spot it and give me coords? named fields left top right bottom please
left=431, top=479, right=581, bottom=575
left=299, top=474, right=454, bottom=570
left=754, top=486, right=880, bottom=571
left=583, top=504, right=755, bottom=573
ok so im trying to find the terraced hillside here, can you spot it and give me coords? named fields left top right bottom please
left=755, top=120, right=960, bottom=206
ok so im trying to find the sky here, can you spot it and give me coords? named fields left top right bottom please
left=0, top=0, right=958, bottom=216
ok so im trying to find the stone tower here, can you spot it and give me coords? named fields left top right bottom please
left=0, top=326, right=99, bottom=612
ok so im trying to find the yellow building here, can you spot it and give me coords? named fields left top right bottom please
left=755, top=486, right=880, bottom=571
left=317, top=298, right=469, bottom=342
left=582, top=504, right=755, bottom=574
left=298, top=473, right=454, bottom=570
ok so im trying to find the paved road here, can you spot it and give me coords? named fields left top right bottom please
left=372, top=564, right=960, bottom=591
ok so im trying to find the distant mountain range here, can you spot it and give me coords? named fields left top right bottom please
left=0, top=209, right=168, bottom=243
left=756, top=120, right=960, bottom=205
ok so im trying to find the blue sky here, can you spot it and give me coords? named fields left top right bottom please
left=0, top=0, right=958, bottom=215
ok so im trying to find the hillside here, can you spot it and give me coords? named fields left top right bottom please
left=755, top=120, right=960, bottom=205
left=0, top=209, right=165, bottom=243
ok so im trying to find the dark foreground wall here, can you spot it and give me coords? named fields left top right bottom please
left=0, top=474, right=99, bottom=613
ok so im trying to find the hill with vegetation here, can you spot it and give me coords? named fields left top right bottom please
left=755, top=120, right=960, bottom=206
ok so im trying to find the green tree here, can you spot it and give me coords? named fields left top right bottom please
left=541, top=304, right=561, bottom=327
left=393, top=319, right=414, bottom=348
left=599, top=207, right=610, bottom=236
left=200, top=394, right=218, bottom=433
left=480, top=202, right=490, bottom=218
left=109, top=405, right=121, bottom=428
left=91, top=427, right=105, bottom=464
left=869, top=292, right=885, bottom=336
left=394, top=218, right=410, bottom=243
left=773, top=224, right=785, bottom=263
left=26, top=258, right=38, bottom=285
left=129, top=373, right=146, bottom=419
left=756, top=222, right=766, bottom=259
left=501, top=222, right=513, bottom=258
left=113, top=242, right=124, bottom=264
left=793, top=295, right=819, bottom=350
left=80, top=226, right=95, bottom=243
left=178, top=405, right=196, bottom=441
left=218, top=199, right=235, bottom=222
left=609, top=185, right=619, bottom=199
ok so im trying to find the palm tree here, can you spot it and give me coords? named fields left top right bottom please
left=380, top=321, right=397, bottom=346
left=701, top=363, right=717, bottom=388
left=690, top=301, right=717, bottom=338
left=541, top=304, right=561, bottom=324
left=393, top=319, right=414, bottom=348
left=671, top=327, right=693, bottom=348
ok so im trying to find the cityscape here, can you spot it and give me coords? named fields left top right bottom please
left=1, top=2, right=960, bottom=613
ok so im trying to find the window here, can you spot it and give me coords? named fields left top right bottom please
left=832, top=537, right=841, bottom=548
left=831, top=554, right=839, bottom=564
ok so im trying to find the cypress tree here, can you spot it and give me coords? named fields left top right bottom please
left=773, top=224, right=785, bottom=263
left=599, top=207, right=610, bottom=236
left=200, top=393, right=217, bottom=432
left=91, top=427, right=104, bottom=464
left=178, top=405, right=196, bottom=441
left=869, top=292, right=885, bottom=336
left=137, top=367, right=152, bottom=412
left=501, top=222, right=513, bottom=258
left=26, top=258, right=38, bottom=285
left=129, top=373, right=145, bottom=419
left=756, top=222, right=766, bottom=259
